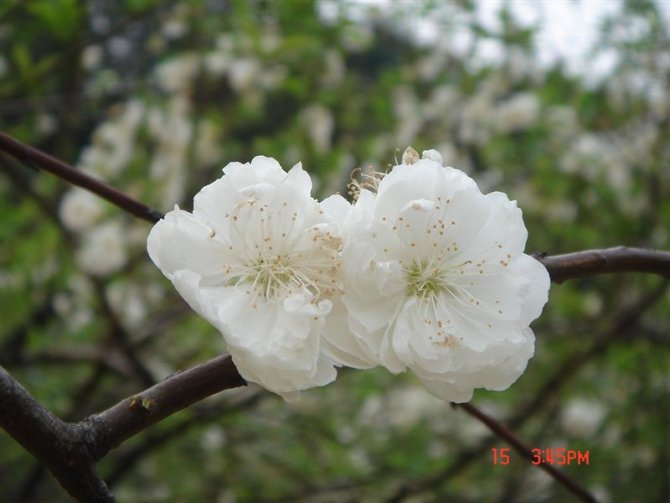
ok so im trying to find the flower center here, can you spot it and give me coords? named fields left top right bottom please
left=247, top=254, right=315, bottom=301
left=220, top=196, right=342, bottom=304
left=226, top=230, right=342, bottom=304
left=404, top=259, right=449, bottom=301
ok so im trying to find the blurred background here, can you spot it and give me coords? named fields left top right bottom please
left=1, top=0, right=669, bottom=501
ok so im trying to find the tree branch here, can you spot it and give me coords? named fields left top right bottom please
left=1, top=355, right=246, bottom=501
left=85, top=354, right=246, bottom=460
left=0, top=130, right=163, bottom=223
left=105, top=390, right=263, bottom=487
left=0, top=366, right=114, bottom=502
left=537, top=246, right=670, bottom=283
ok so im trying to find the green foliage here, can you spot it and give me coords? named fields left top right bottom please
left=1, top=0, right=669, bottom=501
left=26, top=0, right=83, bottom=41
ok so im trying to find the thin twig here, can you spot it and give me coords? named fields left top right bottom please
left=0, top=130, right=163, bottom=223
left=537, top=247, right=670, bottom=283
left=455, top=402, right=597, bottom=502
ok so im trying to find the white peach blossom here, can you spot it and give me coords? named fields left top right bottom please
left=147, top=156, right=346, bottom=396
left=335, top=149, right=550, bottom=402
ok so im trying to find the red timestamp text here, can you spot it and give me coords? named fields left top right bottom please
left=491, top=447, right=590, bottom=466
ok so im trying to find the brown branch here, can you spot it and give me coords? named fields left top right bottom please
left=1, top=354, right=246, bottom=501
left=537, top=246, right=670, bottom=283
left=0, top=366, right=114, bottom=502
left=15, top=362, right=111, bottom=501
left=0, top=130, right=163, bottom=223
left=84, top=354, right=246, bottom=460
left=455, top=402, right=596, bottom=503
left=105, top=390, right=263, bottom=487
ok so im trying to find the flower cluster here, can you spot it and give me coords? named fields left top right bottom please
left=147, top=150, right=550, bottom=402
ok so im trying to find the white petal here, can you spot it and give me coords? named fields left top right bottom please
left=223, top=156, right=286, bottom=186
left=412, top=369, right=475, bottom=403
left=230, top=345, right=337, bottom=395
left=511, top=254, right=551, bottom=325
left=421, top=149, right=443, bottom=164
left=473, top=330, right=534, bottom=391
left=147, top=208, right=236, bottom=279
left=321, top=299, right=378, bottom=369
left=320, top=194, right=352, bottom=223
left=456, top=192, right=527, bottom=265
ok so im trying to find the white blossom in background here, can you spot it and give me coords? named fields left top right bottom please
left=258, top=65, right=287, bottom=91
left=147, top=96, right=193, bottom=203
left=458, top=90, right=495, bottom=145
left=194, top=119, right=223, bottom=167
left=546, top=105, right=579, bottom=142
left=560, top=398, right=606, bottom=437
left=521, top=468, right=554, bottom=502
left=76, top=219, right=128, bottom=276
left=154, top=53, right=200, bottom=93
left=560, top=133, right=631, bottom=192
left=340, top=23, right=373, bottom=52
left=147, top=156, right=348, bottom=396
left=333, top=148, right=550, bottom=402
left=492, top=92, right=541, bottom=133
left=559, top=134, right=608, bottom=178
left=108, top=36, right=132, bottom=59
left=415, top=44, right=452, bottom=82
left=321, top=49, right=345, bottom=86
left=506, top=48, right=538, bottom=83
left=228, top=58, right=260, bottom=92
left=302, top=104, right=334, bottom=154
left=81, top=44, right=103, bottom=70
left=162, top=20, right=188, bottom=40
left=0, top=55, right=8, bottom=78
left=52, top=275, right=95, bottom=331
left=393, top=86, right=423, bottom=147
left=424, top=85, right=462, bottom=125
left=59, top=187, right=106, bottom=232
left=78, top=100, right=144, bottom=177
left=106, top=281, right=149, bottom=330
left=204, top=51, right=230, bottom=76
left=36, top=114, right=57, bottom=135
left=204, top=34, right=234, bottom=76
left=539, top=200, right=579, bottom=225
left=386, top=385, right=444, bottom=428
left=201, top=425, right=227, bottom=451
